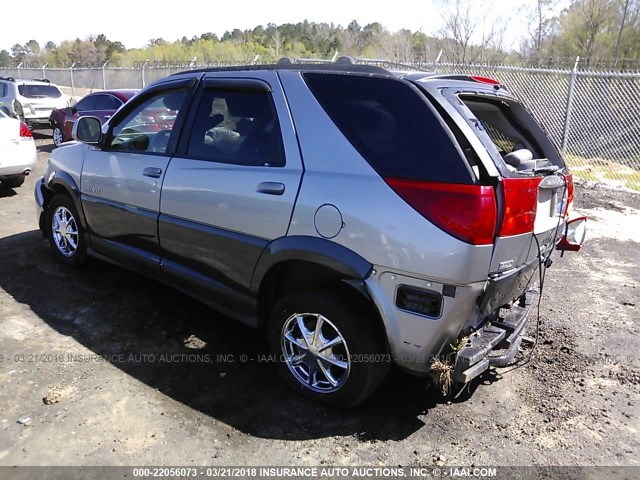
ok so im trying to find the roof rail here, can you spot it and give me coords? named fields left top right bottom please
left=32, top=78, right=51, bottom=83
left=173, top=58, right=390, bottom=77
left=0, top=76, right=16, bottom=82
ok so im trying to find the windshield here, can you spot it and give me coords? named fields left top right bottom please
left=18, top=84, right=62, bottom=99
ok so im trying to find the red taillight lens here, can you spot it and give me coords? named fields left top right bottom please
left=385, top=178, right=497, bottom=245
left=19, top=122, right=32, bottom=138
left=564, top=174, right=574, bottom=215
left=499, top=177, right=541, bottom=237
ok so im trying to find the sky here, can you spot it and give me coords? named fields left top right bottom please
left=1, top=0, right=546, bottom=53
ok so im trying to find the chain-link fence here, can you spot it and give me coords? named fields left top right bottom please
left=1, top=61, right=638, bottom=190
left=433, top=63, right=640, bottom=190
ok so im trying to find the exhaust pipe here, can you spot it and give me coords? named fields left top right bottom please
left=23, top=168, right=31, bottom=176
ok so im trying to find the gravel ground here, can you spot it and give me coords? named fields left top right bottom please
left=0, top=134, right=638, bottom=468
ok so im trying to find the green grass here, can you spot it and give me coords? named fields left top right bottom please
left=565, top=154, right=640, bottom=190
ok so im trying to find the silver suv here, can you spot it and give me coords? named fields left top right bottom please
left=34, top=59, right=586, bottom=407
left=0, top=77, right=68, bottom=129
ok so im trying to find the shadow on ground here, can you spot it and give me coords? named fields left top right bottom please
left=0, top=230, right=490, bottom=441
left=0, top=183, right=17, bottom=198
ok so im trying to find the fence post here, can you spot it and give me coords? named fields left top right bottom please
left=561, top=56, right=580, bottom=155
left=41, top=62, right=49, bottom=79
left=17, top=62, right=23, bottom=79
left=69, top=63, right=76, bottom=98
left=102, top=61, right=109, bottom=89
left=434, top=50, right=442, bottom=73
left=141, top=60, right=149, bottom=88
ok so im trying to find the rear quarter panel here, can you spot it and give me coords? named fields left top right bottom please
left=278, top=71, right=493, bottom=285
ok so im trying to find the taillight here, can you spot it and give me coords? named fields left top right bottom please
left=13, top=99, right=24, bottom=117
left=564, top=174, right=574, bottom=215
left=498, top=177, right=541, bottom=237
left=19, top=122, right=32, bottom=138
left=385, top=178, right=497, bottom=245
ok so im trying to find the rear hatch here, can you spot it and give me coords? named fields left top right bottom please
left=435, top=84, right=573, bottom=313
left=17, top=83, right=67, bottom=117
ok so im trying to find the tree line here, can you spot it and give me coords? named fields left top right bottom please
left=1, top=0, right=638, bottom=71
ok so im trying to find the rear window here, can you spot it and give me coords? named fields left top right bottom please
left=456, top=94, right=565, bottom=170
left=18, top=84, right=62, bottom=99
left=303, top=73, right=473, bottom=184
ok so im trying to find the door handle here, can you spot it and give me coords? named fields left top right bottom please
left=143, top=167, right=162, bottom=178
left=256, top=182, right=285, bottom=196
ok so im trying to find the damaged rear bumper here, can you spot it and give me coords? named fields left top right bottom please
left=454, top=290, right=534, bottom=384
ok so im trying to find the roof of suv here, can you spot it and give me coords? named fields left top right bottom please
left=175, top=62, right=391, bottom=77
left=0, top=77, right=61, bottom=86
left=171, top=58, right=507, bottom=92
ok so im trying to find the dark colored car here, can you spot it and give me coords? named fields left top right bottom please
left=49, top=89, right=138, bottom=147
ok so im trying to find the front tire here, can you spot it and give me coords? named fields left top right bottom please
left=0, top=174, right=26, bottom=188
left=52, top=125, right=64, bottom=147
left=268, top=290, right=389, bottom=407
left=46, top=195, right=88, bottom=267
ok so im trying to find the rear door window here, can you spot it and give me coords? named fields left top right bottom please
left=186, top=89, right=285, bottom=167
left=303, top=73, right=474, bottom=184
left=18, top=84, right=62, bottom=98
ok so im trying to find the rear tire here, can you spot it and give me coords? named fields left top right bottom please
left=268, top=290, right=390, bottom=407
left=0, top=174, right=26, bottom=188
left=52, top=125, right=64, bottom=147
left=46, top=194, right=88, bottom=267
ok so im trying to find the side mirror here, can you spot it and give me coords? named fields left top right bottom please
left=72, top=116, right=102, bottom=144
left=557, top=216, right=587, bottom=252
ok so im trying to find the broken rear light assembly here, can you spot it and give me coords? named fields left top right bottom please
left=385, top=178, right=497, bottom=245
left=557, top=216, right=587, bottom=252
left=498, top=177, right=542, bottom=237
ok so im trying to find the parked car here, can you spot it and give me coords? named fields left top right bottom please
left=0, top=77, right=68, bottom=130
left=49, top=89, right=138, bottom=147
left=0, top=107, right=37, bottom=188
left=34, top=59, right=586, bottom=407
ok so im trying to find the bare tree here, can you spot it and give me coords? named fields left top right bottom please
left=574, top=0, right=615, bottom=61
left=528, top=0, right=562, bottom=54
left=439, top=0, right=507, bottom=64
left=613, top=0, right=631, bottom=66
left=268, top=24, right=282, bottom=57
left=439, top=0, right=477, bottom=63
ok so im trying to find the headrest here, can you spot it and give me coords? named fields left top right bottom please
left=163, top=92, right=185, bottom=111
left=226, top=93, right=270, bottom=118
left=504, top=148, right=533, bottom=167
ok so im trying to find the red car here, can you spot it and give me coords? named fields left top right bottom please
left=49, top=89, right=138, bottom=147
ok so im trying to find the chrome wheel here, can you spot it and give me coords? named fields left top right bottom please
left=52, top=127, right=63, bottom=147
left=51, top=206, right=79, bottom=257
left=281, top=312, right=351, bottom=393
